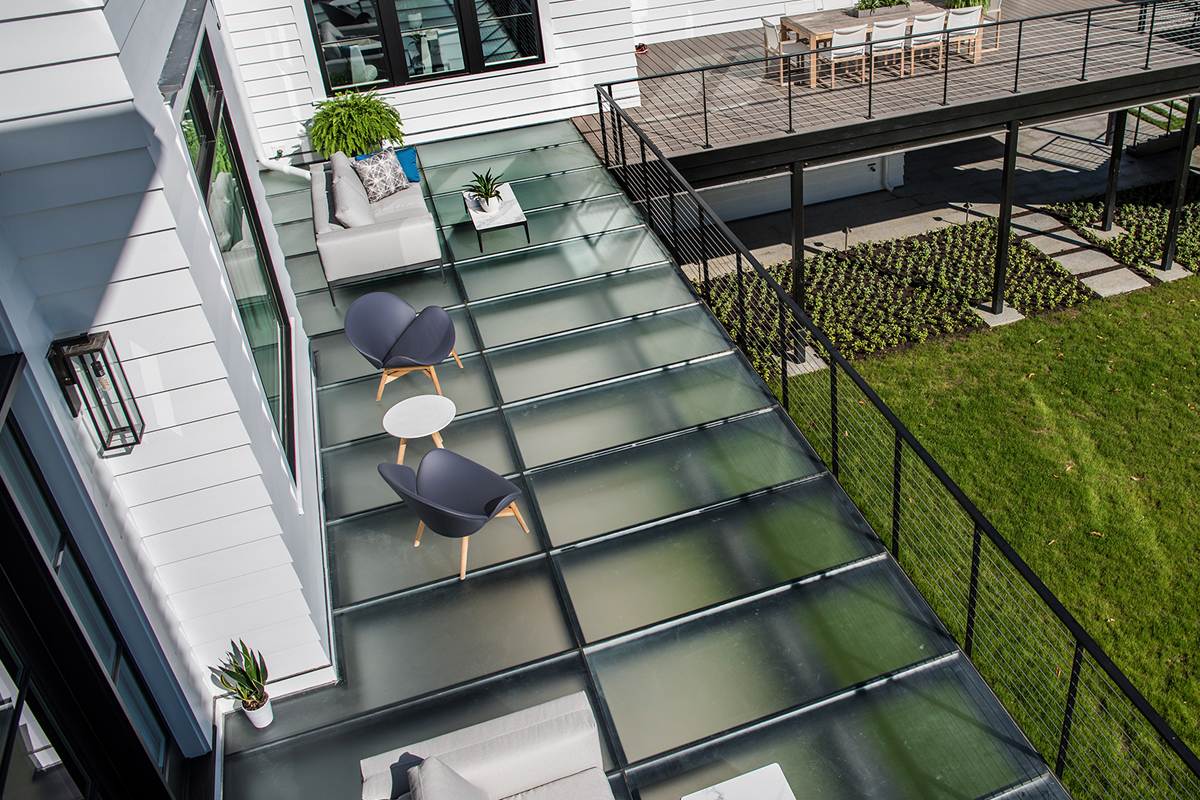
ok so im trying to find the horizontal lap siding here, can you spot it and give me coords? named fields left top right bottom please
left=224, top=0, right=638, bottom=153
left=632, top=0, right=842, bottom=44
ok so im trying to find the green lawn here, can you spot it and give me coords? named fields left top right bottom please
left=848, top=277, right=1200, bottom=748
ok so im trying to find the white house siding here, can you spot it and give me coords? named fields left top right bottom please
left=220, top=0, right=640, bottom=155
left=631, top=0, right=853, bottom=45
left=0, top=0, right=330, bottom=753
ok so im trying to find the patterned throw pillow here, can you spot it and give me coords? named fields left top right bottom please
left=351, top=147, right=409, bottom=203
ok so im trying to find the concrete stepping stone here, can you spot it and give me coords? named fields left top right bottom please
left=1025, top=227, right=1090, bottom=256
left=1055, top=248, right=1118, bottom=275
left=1082, top=268, right=1150, bottom=297
left=972, top=303, right=1025, bottom=327
left=1144, top=263, right=1193, bottom=282
left=1011, top=213, right=1063, bottom=235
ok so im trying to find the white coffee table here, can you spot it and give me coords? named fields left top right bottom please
left=462, top=182, right=529, bottom=251
left=382, top=394, right=456, bottom=464
left=681, top=763, right=797, bottom=800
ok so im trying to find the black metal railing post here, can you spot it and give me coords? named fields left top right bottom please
left=787, top=58, right=795, bottom=133
left=867, top=42, right=875, bottom=119
left=616, top=106, right=626, bottom=185
left=1144, top=1, right=1157, bottom=69
left=942, top=30, right=951, bottom=105
left=701, top=71, right=711, bottom=149
left=1013, top=20, right=1024, bottom=92
left=1080, top=10, right=1093, bottom=81
left=964, top=523, right=984, bottom=656
left=736, top=252, right=746, bottom=351
left=891, top=431, right=902, bottom=559
left=597, top=88, right=609, bottom=166
left=1055, top=643, right=1085, bottom=778
left=830, top=364, right=839, bottom=479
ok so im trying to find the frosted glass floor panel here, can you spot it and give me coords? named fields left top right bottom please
left=529, top=410, right=822, bottom=546
left=312, top=311, right=477, bottom=387
left=422, top=142, right=600, bottom=195
left=559, top=476, right=885, bottom=641
left=338, top=559, right=573, bottom=707
left=317, top=358, right=495, bottom=448
left=321, top=411, right=515, bottom=521
left=296, top=269, right=462, bottom=337
left=472, top=265, right=696, bottom=349
left=487, top=305, right=731, bottom=403
left=446, top=196, right=642, bottom=261
left=286, top=253, right=327, bottom=295
left=223, top=659, right=600, bottom=800
left=457, top=228, right=670, bottom=301
left=509, top=356, right=771, bottom=468
left=431, top=168, right=620, bottom=225
left=259, top=169, right=309, bottom=197
left=277, top=220, right=316, bottom=257
left=266, top=189, right=314, bottom=224
left=632, top=657, right=1049, bottom=800
left=416, top=121, right=583, bottom=167
left=328, top=480, right=540, bottom=606
left=591, top=559, right=955, bottom=763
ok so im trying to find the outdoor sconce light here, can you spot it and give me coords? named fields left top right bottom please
left=47, top=332, right=144, bottom=451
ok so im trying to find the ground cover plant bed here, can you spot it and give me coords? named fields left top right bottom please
left=701, top=219, right=1096, bottom=360
left=1050, top=178, right=1200, bottom=280
left=839, top=278, right=1200, bottom=754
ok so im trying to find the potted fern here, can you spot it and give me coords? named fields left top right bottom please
left=307, top=91, right=404, bottom=158
left=211, top=640, right=273, bottom=728
left=463, top=169, right=505, bottom=214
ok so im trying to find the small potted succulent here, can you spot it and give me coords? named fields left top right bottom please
left=211, top=640, right=272, bottom=728
left=307, top=91, right=404, bottom=158
left=463, top=169, right=505, bottom=214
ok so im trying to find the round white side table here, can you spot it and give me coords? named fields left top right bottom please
left=382, top=394, right=457, bottom=464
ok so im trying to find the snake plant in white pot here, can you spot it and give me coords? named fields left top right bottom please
left=211, top=640, right=272, bottom=728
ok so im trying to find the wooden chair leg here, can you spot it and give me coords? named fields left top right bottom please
left=450, top=348, right=464, bottom=369
left=509, top=502, right=530, bottom=533
left=397, top=438, right=407, bottom=464
left=376, top=372, right=389, bottom=402
left=426, top=366, right=442, bottom=395
left=459, top=536, right=469, bottom=581
left=414, top=520, right=424, bottom=547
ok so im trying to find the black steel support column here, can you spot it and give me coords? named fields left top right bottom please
left=1102, top=110, right=1127, bottom=232
left=993, top=121, right=1020, bottom=315
left=791, top=161, right=806, bottom=310
left=1162, top=95, right=1200, bottom=271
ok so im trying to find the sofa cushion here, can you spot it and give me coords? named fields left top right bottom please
left=434, top=709, right=604, bottom=800
left=389, top=752, right=424, bottom=799
left=410, top=757, right=486, bottom=800
left=334, top=175, right=376, bottom=228
left=506, top=767, right=613, bottom=800
left=371, top=184, right=428, bottom=220
left=330, top=151, right=361, bottom=191
left=353, top=147, right=409, bottom=202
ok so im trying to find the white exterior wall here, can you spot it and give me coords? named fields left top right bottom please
left=631, top=0, right=854, bottom=45
left=219, top=0, right=641, bottom=155
left=0, top=0, right=331, bottom=753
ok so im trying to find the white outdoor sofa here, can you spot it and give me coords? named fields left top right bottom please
left=360, top=692, right=614, bottom=800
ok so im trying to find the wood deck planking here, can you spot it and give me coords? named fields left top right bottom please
left=574, top=1, right=1200, bottom=164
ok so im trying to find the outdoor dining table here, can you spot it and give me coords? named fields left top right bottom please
left=782, top=1, right=940, bottom=88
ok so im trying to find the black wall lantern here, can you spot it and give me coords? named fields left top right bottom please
left=48, top=332, right=144, bottom=451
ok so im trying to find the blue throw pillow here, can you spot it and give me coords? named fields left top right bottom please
left=356, top=147, right=421, bottom=183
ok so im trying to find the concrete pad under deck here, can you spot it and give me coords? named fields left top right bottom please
left=973, top=303, right=1026, bottom=327
left=1146, top=263, right=1194, bottom=282
left=1054, top=248, right=1119, bottom=275
left=1089, top=224, right=1127, bottom=241
left=1083, top=268, right=1150, bottom=296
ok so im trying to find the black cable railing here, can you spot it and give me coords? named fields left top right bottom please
left=596, top=0, right=1200, bottom=156
left=595, top=83, right=1200, bottom=800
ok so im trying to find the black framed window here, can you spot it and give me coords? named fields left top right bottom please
left=306, top=0, right=543, bottom=92
left=183, top=42, right=296, bottom=472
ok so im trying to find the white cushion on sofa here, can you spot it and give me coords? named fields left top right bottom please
left=372, top=185, right=428, bottom=220
left=434, top=709, right=603, bottom=800
left=411, top=758, right=487, bottom=800
left=330, top=152, right=369, bottom=203
left=334, top=175, right=375, bottom=228
left=505, top=767, right=612, bottom=800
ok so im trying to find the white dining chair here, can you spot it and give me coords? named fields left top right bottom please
left=868, top=17, right=907, bottom=78
left=908, top=11, right=946, bottom=73
left=948, top=6, right=983, bottom=63
left=764, top=18, right=807, bottom=84
left=819, top=24, right=868, bottom=88
left=982, top=0, right=1003, bottom=52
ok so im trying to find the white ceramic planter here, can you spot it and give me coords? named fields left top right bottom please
left=243, top=698, right=273, bottom=729
left=480, top=196, right=501, bottom=214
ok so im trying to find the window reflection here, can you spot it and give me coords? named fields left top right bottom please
left=2, top=701, right=84, bottom=800
left=315, top=0, right=391, bottom=89
left=395, top=0, right=465, bottom=76
left=476, top=0, right=539, bottom=67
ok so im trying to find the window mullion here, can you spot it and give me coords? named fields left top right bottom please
left=458, top=0, right=485, bottom=74
left=375, top=0, right=409, bottom=86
